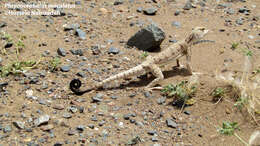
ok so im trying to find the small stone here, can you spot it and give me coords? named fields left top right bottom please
left=147, top=130, right=156, bottom=135
left=68, top=129, right=77, bottom=135
left=98, top=120, right=106, bottom=126
left=70, top=49, right=83, bottom=56
left=13, top=121, right=25, bottom=129
left=34, top=115, right=50, bottom=126
left=114, top=0, right=124, bottom=5
left=92, top=93, right=103, bottom=102
left=76, top=72, right=86, bottom=78
left=225, top=8, right=235, bottom=15
left=60, top=65, right=71, bottom=72
left=52, top=104, right=65, bottom=110
left=137, top=7, right=143, bottom=13
left=4, top=42, right=13, bottom=48
left=108, top=47, right=120, bottom=54
left=63, top=23, right=80, bottom=31
left=143, top=7, right=157, bottom=15
left=236, top=17, right=244, bottom=25
left=151, top=136, right=158, bottom=142
left=157, top=97, right=166, bottom=104
left=123, top=114, right=131, bottom=120
left=183, top=1, right=192, bottom=10
left=174, top=10, right=180, bottom=16
left=171, top=21, right=181, bottom=28
left=144, top=91, right=152, bottom=98
left=88, top=124, right=94, bottom=129
left=69, top=106, right=78, bottom=113
left=166, top=119, right=177, bottom=128
left=248, top=35, right=254, bottom=39
left=184, top=111, right=191, bottom=115
left=63, top=113, right=72, bottom=119
left=75, top=29, right=86, bottom=40
left=40, top=124, right=54, bottom=131
left=76, top=125, right=85, bottom=132
left=0, top=22, right=7, bottom=28
left=3, top=125, right=12, bottom=133
left=57, top=48, right=66, bottom=57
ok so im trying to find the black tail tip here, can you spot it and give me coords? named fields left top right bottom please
left=70, top=79, right=82, bottom=93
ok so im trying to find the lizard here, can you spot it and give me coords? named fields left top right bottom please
left=70, top=27, right=209, bottom=95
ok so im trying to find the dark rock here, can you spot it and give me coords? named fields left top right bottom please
left=147, top=130, right=156, bottom=135
left=238, top=7, right=250, bottom=13
left=114, top=0, right=124, bottom=5
left=76, top=125, right=85, bottom=132
left=75, top=29, right=86, bottom=40
left=127, top=23, right=165, bottom=51
left=70, top=49, right=83, bottom=56
left=57, top=48, right=66, bottom=57
left=0, top=22, right=7, bottom=28
left=76, top=72, right=86, bottom=78
left=184, top=111, right=191, bottom=115
left=144, top=91, right=152, bottom=98
left=34, top=115, right=50, bottom=126
left=53, top=142, right=63, bottom=146
left=75, top=1, right=81, bottom=5
left=123, top=114, right=131, bottom=120
left=108, top=47, right=120, bottom=54
left=60, top=65, right=71, bottom=72
left=143, top=7, right=157, bottom=15
left=98, top=120, right=106, bottom=126
left=4, top=42, right=13, bottom=48
left=166, top=119, right=177, bottom=128
left=88, top=124, right=94, bottom=129
left=169, top=39, right=178, bottom=43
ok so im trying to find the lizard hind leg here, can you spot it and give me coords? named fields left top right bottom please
left=145, top=64, right=164, bottom=91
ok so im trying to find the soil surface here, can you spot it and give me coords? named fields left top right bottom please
left=0, top=0, right=259, bottom=145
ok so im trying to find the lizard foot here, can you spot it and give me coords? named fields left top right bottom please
left=144, top=86, right=163, bottom=93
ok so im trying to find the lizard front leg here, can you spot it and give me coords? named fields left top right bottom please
left=185, top=48, right=193, bottom=75
left=145, top=64, right=164, bottom=91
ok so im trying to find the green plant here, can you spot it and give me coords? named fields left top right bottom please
left=234, top=97, right=248, bottom=110
left=218, top=121, right=249, bottom=145
left=0, top=60, right=37, bottom=77
left=48, top=57, right=61, bottom=72
left=140, top=51, right=148, bottom=59
left=1, top=32, right=13, bottom=42
left=15, top=39, right=25, bottom=56
left=231, top=42, right=239, bottom=50
left=211, top=87, right=225, bottom=103
left=218, top=121, right=239, bottom=135
left=162, top=80, right=197, bottom=107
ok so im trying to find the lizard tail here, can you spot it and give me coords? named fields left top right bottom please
left=96, top=64, right=144, bottom=88
left=70, top=79, right=93, bottom=95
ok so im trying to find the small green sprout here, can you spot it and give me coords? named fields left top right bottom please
left=48, top=57, right=61, bottom=72
left=231, top=42, right=239, bottom=50
left=218, top=121, right=239, bottom=135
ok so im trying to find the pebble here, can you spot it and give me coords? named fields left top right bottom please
left=63, top=23, right=80, bottom=31
left=57, top=48, right=66, bottom=57
left=172, top=21, right=181, bottom=28
left=52, top=104, right=65, bottom=110
left=63, top=113, right=72, bottom=119
left=157, top=97, right=166, bottom=104
left=3, top=125, right=12, bottom=133
left=60, top=65, right=71, bottom=72
left=236, top=17, right=244, bottom=25
left=166, top=119, right=177, bottom=128
left=114, top=0, right=124, bottom=5
left=144, top=7, right=157, bottom=15
left=75, top=29, right=86, bottom=40
left=34, top=115, right=50, bottom=126
left=70, top=49, right=83, bottom=56
left=108, top=47, right=120, bottom=54
left=92, top=93, right=103, bottom=102
left=13, top=121, right=25, bottom=129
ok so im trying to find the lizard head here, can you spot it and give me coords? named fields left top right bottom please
left=186, top=27, right=209, bottom=44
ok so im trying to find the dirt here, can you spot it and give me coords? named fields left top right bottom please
left=0, top=0, right=259, bottom=145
